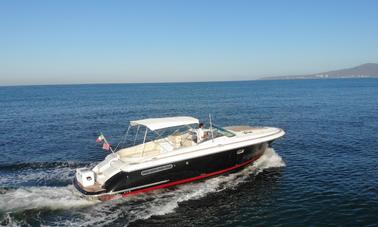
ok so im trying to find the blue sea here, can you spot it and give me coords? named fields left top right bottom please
left=0, top=79, right=377, bottom=226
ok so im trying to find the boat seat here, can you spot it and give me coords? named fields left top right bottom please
left=168, top=135, right=182, bottom=148
left=181, top=138, right=195, bottom=147
left=180, top=133, right=195, bottom=147
left=159, top=141, right=174, bottom=152
left=118, top=142, right=158, bottom=158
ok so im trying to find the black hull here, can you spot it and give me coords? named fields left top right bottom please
left=74, top=141, right=270, bottom=199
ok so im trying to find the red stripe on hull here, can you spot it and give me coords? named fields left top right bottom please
left=99, top=153, right=263, bottom=201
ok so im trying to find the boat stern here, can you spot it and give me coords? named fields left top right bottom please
left=76, top=168, right=95, bottom=187
left=74, top=167, right=106, bottom=196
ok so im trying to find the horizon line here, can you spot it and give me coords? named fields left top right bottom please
left=0, top=78, right=261, bottom=87
left=1, top=77, right=377, bottom=88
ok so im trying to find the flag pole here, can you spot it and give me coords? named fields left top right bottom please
left=100, top=132, right=115, bottom=154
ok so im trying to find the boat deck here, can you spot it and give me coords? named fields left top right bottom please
left=225, top=125, right=263, bottom=132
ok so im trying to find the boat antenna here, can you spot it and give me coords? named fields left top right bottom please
left=209, top=113, right=214, bottom=142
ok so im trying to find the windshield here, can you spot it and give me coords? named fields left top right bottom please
left=115, top=123, right=234, bottom=150
left=211, top=124, right=235, bottom=138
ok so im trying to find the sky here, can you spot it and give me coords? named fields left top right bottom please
left=1, top=0, right=378, bottom=85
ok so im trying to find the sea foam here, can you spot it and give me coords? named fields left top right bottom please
left=0, top=148, right=285, bottom=226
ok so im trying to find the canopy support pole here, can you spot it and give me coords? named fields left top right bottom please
left=113, top=125, right=131, bottom=152
left=133, top=125, right=140, bottom=145
left=209, top=114, right=214, bottom=142
left=142, top=128, right=148, bottom=157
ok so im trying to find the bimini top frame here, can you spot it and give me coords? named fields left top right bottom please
left=130, top=116, right=199, bottom=131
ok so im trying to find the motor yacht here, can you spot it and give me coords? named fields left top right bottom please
left=74, top=116, right=285, bottom=200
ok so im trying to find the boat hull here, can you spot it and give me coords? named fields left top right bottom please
left=74, top=141, right=271, bottom=200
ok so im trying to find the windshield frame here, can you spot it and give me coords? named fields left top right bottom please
left=211, top=124, right=236, bottom=138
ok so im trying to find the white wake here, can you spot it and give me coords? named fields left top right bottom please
left=0, top=186, right=98, bottom=212
left=0, top=148, right=285, bottom=226
left=58, top=148, right=285, bottom=226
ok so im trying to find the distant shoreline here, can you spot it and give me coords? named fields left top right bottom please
left=261, top=63, right=378, bottom=80
left=258, top=75, right=378, bottom=81
left=2, top=63, right=378, bottom=87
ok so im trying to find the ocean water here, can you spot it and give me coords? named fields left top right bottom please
left=0, top=79, right=377, bottom=226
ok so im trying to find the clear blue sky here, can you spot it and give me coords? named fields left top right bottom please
left=1, top=0, right=377, bottom=85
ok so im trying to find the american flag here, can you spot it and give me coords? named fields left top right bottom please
left=102, top=142, right=110, bottom=151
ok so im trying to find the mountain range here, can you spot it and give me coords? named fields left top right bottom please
left=261, top=63, right=378, bottom=80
